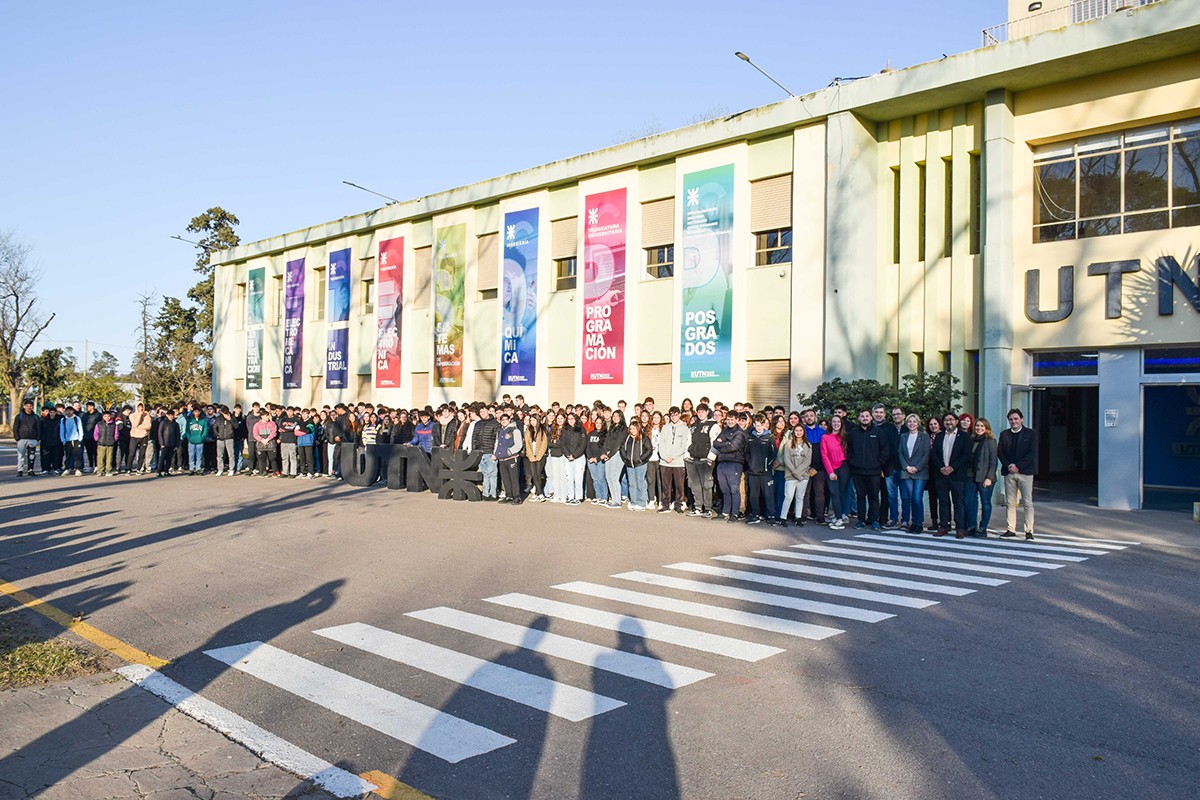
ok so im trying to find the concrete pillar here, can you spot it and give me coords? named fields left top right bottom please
left=980, top=89, right=1015, bottom=427
left=1097, top=349, right=1142, bottom=510
left=825, top=112, right=879, bottom=379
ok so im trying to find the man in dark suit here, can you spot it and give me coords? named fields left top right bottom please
left=997, top=408, right=1039, bottom=540
left=932, top=412, right=973, bottom=538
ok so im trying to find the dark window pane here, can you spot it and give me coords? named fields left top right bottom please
left=1035, top=222, right=1076, bottom=242
left=780, top=228, right=793, bottom=247
left=1124, top=145, right=1168, bottom=211
left=1033, top=350, right=1098, bottom=377
left=1173, top=138, right=1200, bottom=207
left=1079, top=153, right=1120, bottom=217
left=767, top=247, right=792, bottom=265
left=1078, top=216, right=1120, bottom=238
left=1036, top=160, right=1076, bottom=224
left=1144, top=346, right=1200, bottom=375
left=1173, top=206, right=1200, bottom=228
left=1124, top=211, right=1169, bottom=233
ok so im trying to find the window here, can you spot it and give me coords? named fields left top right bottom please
left=1032, top=350, right=1098, bottom=377
left=645, top=245, right=674, bottom=279
left=362, top=278, right=375, bottom=315
left=314, top=267, right=327, bottom=320
left=754, top=228, right=792, bottom=266
left=917, top=162, right=927, bottom=263
left=272, top=275, right=284, bottom=326
left=943, top=157, right=954, bottom=258
left=969, top=153, right=981, bottom=255
left=236, top=283, right=246, bottom=330
left=940, top=350, right=951, bottom=373
left=888, top=352, right=900, bottom=388
left=914, top=351, right=925, bottom=376
left=1033, top=118, right=1200, bottom=242
left=478, top=288, right=498, bottom=300
left=1144, top=346, right=1200, bottom=375
left=554, top=257, right=577, bottom=291
left=892, top=167, right=901, bottom=264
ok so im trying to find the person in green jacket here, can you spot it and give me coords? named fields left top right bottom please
left=185, top=409, right=209, bottom=474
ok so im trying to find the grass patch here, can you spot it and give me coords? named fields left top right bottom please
left=0, top=610, right=104, bottom=690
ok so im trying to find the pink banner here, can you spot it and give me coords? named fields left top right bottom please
left=582, top=188, right=626, bottom=384
left=375, top=237, right=403, bottom=388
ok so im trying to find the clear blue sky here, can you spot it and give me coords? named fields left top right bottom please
left=1, top=1, right=994, bottom=372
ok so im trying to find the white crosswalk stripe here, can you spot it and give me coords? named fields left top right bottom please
left=313, top=622, right=625, bottom=722
left=714, top=555, right=977, bottom=596
left=755, top=549, right=1009, bottom=586
left=612, top=571, right=894, bottom=623
left=203, top=641, right=516, bottom=763
left=854, top=534, right=1092, bottom=561
left=406, top=607, right=713, bottom=689
left=552, top=581, right=845, bottom=641
left=790, top=543, right=1039, bottom=577
left=663, top=562, right=939, bottom=608
left=825, top=538, right=1066, bottom=569
left=1021, top=533, right=1134, bottom=548
left=484, top=593, right=785, bottom=661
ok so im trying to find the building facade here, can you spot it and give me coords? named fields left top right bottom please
left=212, top=0, right=1200, bottom=510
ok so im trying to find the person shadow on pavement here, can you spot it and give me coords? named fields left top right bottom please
left=0, top=580, right=345, bottom=800
left=581, top=619, right=680, bottom=800
left=398, top=615, right=553, bottom=800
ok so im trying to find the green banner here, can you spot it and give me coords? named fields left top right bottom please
left=247, top=267, right=265, bottom=327
left=434, top=223, right=466, bottom=387
left=246, top=328, right=263, bottom=390
left=680, top=164, right=734, bottom=382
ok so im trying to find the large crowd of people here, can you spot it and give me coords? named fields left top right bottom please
left=9, top=393, right=1040, bottom=539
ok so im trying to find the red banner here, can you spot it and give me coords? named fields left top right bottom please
left=582, top=188, right=626, bottom=384
left=375, top=237, right=403, bottom=388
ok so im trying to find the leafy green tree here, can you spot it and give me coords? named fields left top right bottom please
left=796, top=371, right=964, bottom=421
left=140, top=297, right=208, bottom=406
left=900, top=370, right=965, bottom=421
left=24, top=347, right=75, bottom=404
left=0, top=231, right=55, bottom=424
left=185, top=207, right=240, bottom=346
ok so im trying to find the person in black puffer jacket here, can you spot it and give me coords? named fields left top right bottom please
left=621, top=419, right=654, bottom=510
left=711, top=413, right=748, bottom=520
left=601, top=411, right=629, bottom=508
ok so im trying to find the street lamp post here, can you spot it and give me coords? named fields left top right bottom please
left=342, top=181, right=402, bottom=205
left=734, top=51, right=796, bottom=98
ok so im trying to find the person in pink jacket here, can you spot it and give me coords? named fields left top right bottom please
left=252, top=414, right=279, bottom=476
left=820, top=414, right=849, bottom=530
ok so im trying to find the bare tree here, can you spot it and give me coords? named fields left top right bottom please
left=0, top=231, right=54, bottom=425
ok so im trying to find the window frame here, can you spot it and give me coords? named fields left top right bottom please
left=553, top=256, right=577, bottom=291
left=362, top=277, right=376, bottom=315
left=644, top=245, right=674, bottom=280
left=753, top=227, right=792, bottom=267
left=313, top=267, right=327, bottom=321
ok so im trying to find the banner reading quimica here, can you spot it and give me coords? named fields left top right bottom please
left=501, top=209, right=538, bottom=386
left=582, top=189, right=625, bottom=384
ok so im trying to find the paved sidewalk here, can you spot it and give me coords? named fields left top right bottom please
left=0, top=670, right=340, bottom=800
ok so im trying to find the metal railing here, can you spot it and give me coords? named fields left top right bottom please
left=982, top=0, right=1164, bottom=46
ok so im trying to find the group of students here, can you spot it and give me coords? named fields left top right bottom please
left=9, top=391, right=1041, bottom=539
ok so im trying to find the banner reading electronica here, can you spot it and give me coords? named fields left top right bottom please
left=328, top=248, right=351, bottom=323
left=582, top=189, right=626, bottom=384
left=283, top=258, right=305, bottom=389
left=680, top=164, right=735, bottom=382
left=326, top=328, right=349, bottom=389
left=246, top=329, right=263, bottom=390
left=501, top=208, right=538, bottom=386
left=434, top=224, right=466, bottom=388
left=376, top=238, right=404, bottom=388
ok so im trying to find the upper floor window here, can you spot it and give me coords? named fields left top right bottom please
left=1034, top=118, right=1200, bottom=242
left=754, top=228, right=792, bottom=265
left=554, top=257, right=577, bottom=291
left=645, top=245, right=674, bottom=279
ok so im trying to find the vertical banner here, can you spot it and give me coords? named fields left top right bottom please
left=501, top=208, right=538, bottom=386
left=375, top=238, right=404, bottom=388
left=433, top=223, right=466, bottom=388
left=326, top=328, right=349, bottom=389
left=582, top=188, right=626, bottom=384
left=246, top=329, right=263, bottom=390
left=328, top=248, right=351, bottom=323
left=680, top=164, right=735, bottom=382
left=283, top=258, right=305, bottom=389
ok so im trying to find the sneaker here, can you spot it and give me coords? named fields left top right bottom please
left=605, top=502, right=621, bottom=509
left=1025, top=532, right=1035, bottom=541
left=15, top=471, right=23, bottom=477
left=747, top=516, right=762, bottom=525
left=657, top=505, right=672, bottom=514
left=829, top=521, right=845, bottom=530
left=882, top=520, right=899, bottom=530
left=688, top=508, right=702, bottom=517
left=855, top=521, right=866, bottom=530
left=1000, top=530, right=1017, bottom=538
left=871, top=522, right=881, bottom=531
left=75, top=470, right=82, bottom=477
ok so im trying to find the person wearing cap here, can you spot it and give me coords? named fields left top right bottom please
left=39, top=403, right=62, bottom=475
left=93, top=409, right=120, bottom=476
left=13, top=399, right=41, bottom=476
left=58, top=405, right=85, bottom=476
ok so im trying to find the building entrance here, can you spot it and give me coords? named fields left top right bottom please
left=1143, top=385, right=1200, bottom=511
left=1032, top=386, right=1099, bottom=503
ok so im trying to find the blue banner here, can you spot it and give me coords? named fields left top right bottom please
left=501, top=208, right=538, bottom=385
left=326, top=328, right=349, bottom=389
left=328, top=248, right=351, bottom=323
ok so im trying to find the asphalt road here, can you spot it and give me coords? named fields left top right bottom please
left=1, top=451, right=1197, bottom=800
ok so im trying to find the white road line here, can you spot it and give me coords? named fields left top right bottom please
left=664, top=562, right=939, bottom=609
left=790, top=544, right=1038, bottom=577
left=484, top=593, right=784, bottom=662
left=715, top=555, right=977, bottom=596
left=854, top=534, right=1092, bottom=561
left=1028, top=534, right=1135, bottom=548
left=552, top=581, right=844, bottom=641
left=203, top=642, right=515, bottom=764
left=857, top=532, right=1105, bottom=558
left=314, top=622, right=624, bottom=722
left=406, top=607, right=712, bottom=689
left=755, top=549, right=1009, bottom=586
left=612, top=572, right=894, bottom=623
left=115, top=665, right=377, bottom=798
left=825, top=539, right=1066, bottom=570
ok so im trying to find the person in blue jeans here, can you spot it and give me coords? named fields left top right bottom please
left=600, top=410, right=628, bottom=508
left=585, top=418, right=609, bottom=504
left=964, top=417, right=998, bottom=537
left=897, top=413, right=930, bottom=533
left=621, top=419, right=653, bottom=510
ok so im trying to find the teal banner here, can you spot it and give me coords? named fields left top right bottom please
left=680, top=164, right=734, bottom=382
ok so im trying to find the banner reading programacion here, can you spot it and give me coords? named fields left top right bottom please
left=582, top=189, right=626, bottom=384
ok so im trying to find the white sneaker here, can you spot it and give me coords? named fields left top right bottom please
left=75, top=470, right=82, bottom=476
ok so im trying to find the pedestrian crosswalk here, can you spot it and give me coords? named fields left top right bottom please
left=122, top=526, right=1139, bottom=792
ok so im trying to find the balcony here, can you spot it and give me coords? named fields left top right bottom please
left=982, top=0, right=1164, bottom=46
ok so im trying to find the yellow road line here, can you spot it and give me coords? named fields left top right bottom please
left=359, top=770, right=434, bottom=800
left=0, top=579, right=169, bottom=669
